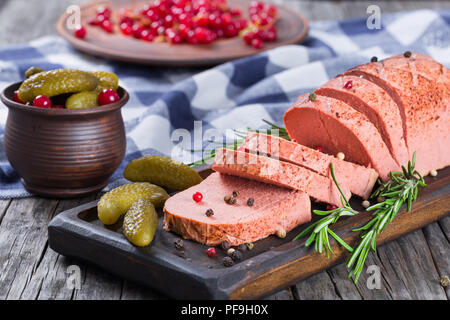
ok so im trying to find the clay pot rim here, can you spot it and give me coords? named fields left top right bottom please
left=1, top=82, right=129, bottom=116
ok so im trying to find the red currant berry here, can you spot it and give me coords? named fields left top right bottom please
left=140, top=29, right=155, bottom=42
left=132, top=24, right=145, bottom=38
left=235, top=19, right=248, bottom=31
left=101, top=20, right=113, bottom=33
left=13, top=91, right=25, bottom=104
left=224, top=24, right=238, bottom=37
left=195, top=12, right=210, bottom=27
left=74, top=26, right=87, bottom=39
left=344, top=80, right=353, bottom=89
left=193, top=192, right=203, bottom=202
left=98, top=89, right=120, bottom=106
left=146, top=9, right=161, bottom=21
left=221, top=13, right=233, bottom=26
left=230, top=8, right=242, bottom=17
left=33, top=95, right=52, bottom=109
left=96, top=6, right=111, bottom=19
left=178, top=13, right=192, bottom=25
left=242, top=30, right=256, bottom=45
left=164, top=14, right=175, bottom=27
left=120, top=23, right=133, bottom=35
left=96, top=14, right=108, bottom=24
left=251, top=38, right=263, bottom=49
left=206, top=247, right=216, bottom=257
left=194, top=27, right=214, bottom=44
left=120, top=16, right=134, bottom=25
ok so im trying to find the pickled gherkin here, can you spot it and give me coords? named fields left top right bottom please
left=124, top=156, right=203, bottom=191
left=25, top=66, right=45, bottom=79
left=66, top=91, right=98, bottom=109
left=18, top=69, right=99, bottom=102
left=123, top=199, right=158, bottom=247
left=91, top=71, right=119, bottom=93
left=97, top=183, right=169, bottom=225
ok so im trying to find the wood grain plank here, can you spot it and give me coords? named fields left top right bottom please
left=0, top=199, right=12, bottom=224
left=264, top=288, right=295, bottom=300
left=0, top=197, right=58, bottom=300
left=120, top=280, right=168, bottom=300
left=422, top=217, right=450, bottom=299
left=375, top=229, right=447, bottom=300
left=293, top=270, right=343, bottom=300
left=19, top=197, right=96, bottom=300
left=72, top=264, right=123, bottom=300
left=438, top=215, right=450, bottom=240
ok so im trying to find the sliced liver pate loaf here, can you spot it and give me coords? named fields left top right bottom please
left=212, top=148, right=351, bottom=207
left=283, top=94, right=400, bottom=181
left=163, top=173, right=311, bottom=246
left=240, top=132, right=378, bottom=199
left=315, top=75, right=409, bottom=166
left=346, top=53, right=450, bottom=175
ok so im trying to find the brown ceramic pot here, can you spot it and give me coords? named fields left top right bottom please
left=1, top=83, right=129, bottom=198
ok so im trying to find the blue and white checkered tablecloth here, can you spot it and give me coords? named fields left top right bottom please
left=0, top=9, right=449, bottom=198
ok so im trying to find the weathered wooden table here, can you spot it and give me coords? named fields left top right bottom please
left=0, top=0, right=449, bottom=300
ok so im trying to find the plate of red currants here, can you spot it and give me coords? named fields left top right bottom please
left=57, top=0, right=309, bottom=66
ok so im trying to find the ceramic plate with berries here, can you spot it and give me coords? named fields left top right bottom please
left=57, top=0, right=308, bottom=66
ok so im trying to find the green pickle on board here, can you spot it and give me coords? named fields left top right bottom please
left=124, top=155, right=203, bottom=191
left=97, top=183, right=169, bottom=225
left=91, top=71, right=119, bottom=93
left=123, top=199, right=158, bottom=247
left=65, top=91, right=98, bottom=109
left=25, top=66, right=45, bottom=79
left=18, top=69, right=99, bottom=102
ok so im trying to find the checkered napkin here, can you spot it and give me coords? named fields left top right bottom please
left=0, top=9, right=448, bottom=199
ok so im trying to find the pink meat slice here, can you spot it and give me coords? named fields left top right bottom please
left=346, top=53, right=450, bottom=175
left=315, top=75, right=409, bottom=166
left=212, top=148, right=351, bottom=207
left=163, top=172, right=311, bottom=246
left=283, top=94, right=400, bottom=181
left=240, top=132, right=378, bottom=199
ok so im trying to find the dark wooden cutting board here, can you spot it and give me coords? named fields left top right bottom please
left=48, top=166, right=449, bottom=299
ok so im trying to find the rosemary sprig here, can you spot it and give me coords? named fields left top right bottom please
left=346, top=152, right=426, bottom=283
left=293, top=163, right=357, bottom=257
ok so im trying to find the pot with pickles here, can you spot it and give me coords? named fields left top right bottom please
left=0, top=67, right=129, bottom=198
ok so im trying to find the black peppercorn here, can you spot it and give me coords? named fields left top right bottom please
left=205, top=208, right=214, bottom=217
left=371, top=56, right=378, bottom=62
left=220, top=240, right=231, bottom=251
left=247, top=198, right=254, bottom=206
left=231, top=250, right=243, bottom=262
left=232, top=190, right=239, bottom=198
left=237, top=244, right=247, bottom=252
left=309, top=92, right=317, bottom=101
left=174, top=239, right=184, bottom=250
left=228, top=197, right=237, bottom=205
left=404, top=51, right=412, bottom=58
left=222, top=256, right=234, bottom=267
